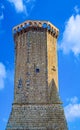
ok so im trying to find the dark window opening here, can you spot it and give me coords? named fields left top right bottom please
left=26, top=79, right=30, bottom=86
left=36, top=68, right=40, bottom=73
left=27, top=83, right=30, bottom=86
left=18, top=78, right=22, bottom=88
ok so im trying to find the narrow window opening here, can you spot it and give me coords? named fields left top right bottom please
left=26, top=79, right=30, bottom=86
left=18, top=78, right=22, bottom=88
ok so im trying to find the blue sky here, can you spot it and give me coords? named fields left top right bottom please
left=0, top=0, right=80, bottom=129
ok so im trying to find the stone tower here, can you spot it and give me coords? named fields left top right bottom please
left=6, top=20, right=68, bottom=130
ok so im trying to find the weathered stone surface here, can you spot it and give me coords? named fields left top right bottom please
left=6, top=20, right=68, bottom=130
left=6, top=104, right=67, bottom=130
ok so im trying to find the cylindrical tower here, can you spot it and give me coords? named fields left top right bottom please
left=6, top=20, right=68, bottom=130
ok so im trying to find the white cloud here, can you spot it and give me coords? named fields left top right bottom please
left=7, top=0, right=36, bottom=15
left=7, top=0, right=25, bottom=13
left=0, top=63, right=6, bottom=90
left=0, top=4, right=5, bottom=20
left=74, top=6, right=80, bottom=13
left=0, top=62, right=14, bottom=90
left=59, top=8, right=80, bottom=56
left=26, top=0, right=36, bottom=3
left=0, top=13, right=4, bottom=20
left=1, top=4, right=5, bottom=10
left=70, top=96, right=78, bottom=104
left=64, top=97, right=80, bottom=122
left=67, top=96, right=78, bottom=104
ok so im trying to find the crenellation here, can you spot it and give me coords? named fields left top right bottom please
left=13, top=20, right=59, bottom=38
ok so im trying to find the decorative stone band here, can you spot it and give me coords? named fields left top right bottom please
left=13, top=20, right=59, bottom=38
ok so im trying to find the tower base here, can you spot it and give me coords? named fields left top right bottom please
left=6, top=103, right=68, bottom=130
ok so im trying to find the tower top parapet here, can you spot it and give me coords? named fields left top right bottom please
left=13, top=20, right=59, bottom=38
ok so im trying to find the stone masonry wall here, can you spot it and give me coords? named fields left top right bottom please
left=6, top=21, right=68, bottom=130
left=6, top=104, right=68, bottom=130
left=47, top=31, right=58, bottom=89
left=14, top=28, right=49, bottom=104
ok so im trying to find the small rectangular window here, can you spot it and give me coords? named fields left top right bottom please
left=36, top=68, right=40, bottom=73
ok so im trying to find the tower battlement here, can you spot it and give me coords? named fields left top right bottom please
left=13, top=20, right=59, bottom=38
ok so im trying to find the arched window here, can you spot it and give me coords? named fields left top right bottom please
left=17, top=27, right=21, bottom=32
left=13, top=29, right=17, bottom=34
left=53, top=29, right=56, bottom=35
left=42, top=23, right=47, bottom=28
left=47, top=24, right=51, bottom=30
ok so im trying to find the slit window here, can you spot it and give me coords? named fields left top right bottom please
left=26, top=79, right=30, bottom=86
left=18, top=78, right=22, bottom=88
